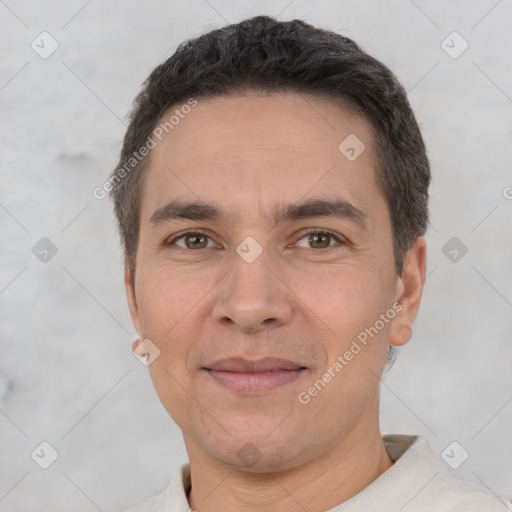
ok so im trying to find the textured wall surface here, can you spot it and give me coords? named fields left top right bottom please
left=1, top=1, right=511, bottom=510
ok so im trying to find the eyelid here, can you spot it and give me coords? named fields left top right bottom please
left=164, top=227, right=348, bottom=250
left=293, top=228, right=347, bottom=247
left=165, top=229, right=220, bottom=248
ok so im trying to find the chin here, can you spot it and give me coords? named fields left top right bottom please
left=197, top=429, right=312, bottom=474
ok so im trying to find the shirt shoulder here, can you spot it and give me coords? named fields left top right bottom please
left=332, top=435, right=511, bottom=512
left=426, top=470, right=512, bottom=512
left=384, top=435, right=511, bottom=512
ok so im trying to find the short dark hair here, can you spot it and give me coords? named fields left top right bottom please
left=110, top=15, right=430, bottom=280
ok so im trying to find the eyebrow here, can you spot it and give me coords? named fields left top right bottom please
left=149, top=198, right=368, bottom=229
left=271, top=199, right=368, bottom=228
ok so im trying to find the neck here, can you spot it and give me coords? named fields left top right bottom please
left=186, top=424, right=393, bottom=512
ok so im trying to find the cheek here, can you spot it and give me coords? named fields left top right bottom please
left=294, top=262, right=393, bottom=341
left=296, top=274, right=393, bottom=413
left=134, top=266, right=203, bottom=398
left=291, top=262, right=396, bottom=402
left=147, top=359, right=191, bottom=431
left=137, top=267, right=204, bottom=426
left=135, top=259, right=207, bottom=334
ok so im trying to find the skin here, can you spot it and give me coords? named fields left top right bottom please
left=125, top=92, right=426, bottom=512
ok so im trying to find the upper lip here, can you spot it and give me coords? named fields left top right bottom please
left=205, top=357, right=305, bottom=373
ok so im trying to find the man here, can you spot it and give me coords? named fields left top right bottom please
left=110, top=16, right=510, bottom=512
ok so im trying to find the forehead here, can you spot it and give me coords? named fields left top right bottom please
left=141, top=92, right=384, bottom=225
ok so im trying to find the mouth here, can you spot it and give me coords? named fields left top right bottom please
left=203, top=357, right=307, bottom=394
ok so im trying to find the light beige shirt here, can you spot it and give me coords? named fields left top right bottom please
left=122, top=435, right=511, bottom=511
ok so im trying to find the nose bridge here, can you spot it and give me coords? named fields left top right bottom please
left=213, top=246, right=293, bottom=330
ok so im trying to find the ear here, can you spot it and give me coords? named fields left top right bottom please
left=390, top=237, right=427, bottom=347
left=125, top=265, right=142, bottom=335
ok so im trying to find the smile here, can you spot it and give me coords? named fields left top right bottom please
left=204, top=357, right=307, bottom=394
left=207, top=368, right=307, bottom=393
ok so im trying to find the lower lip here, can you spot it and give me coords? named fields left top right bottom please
left=206, top=368, right=306, bottom=394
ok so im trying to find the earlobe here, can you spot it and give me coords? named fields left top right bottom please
left=125, top=266, right=142, bottom=335
left=390, top=237, right=427, bottom=347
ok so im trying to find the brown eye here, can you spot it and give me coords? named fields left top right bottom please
left=172, top=232, right=212, bottom=250
left=308, top=233, right=331, bottom=249
left=295, top=231, right=342, bottom=250
left=184, top=233, right=208, bottom=249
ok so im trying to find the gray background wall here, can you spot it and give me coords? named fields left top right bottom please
left=1, top=1, right=511, bottom=510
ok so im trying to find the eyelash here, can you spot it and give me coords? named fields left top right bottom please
left=165, top=228, right=346, bottom=252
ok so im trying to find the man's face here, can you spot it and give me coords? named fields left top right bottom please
left=126, top=93, right=420, bottom=471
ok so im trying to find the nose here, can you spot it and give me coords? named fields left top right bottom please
left=212, top=251, right=293, bottom=332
